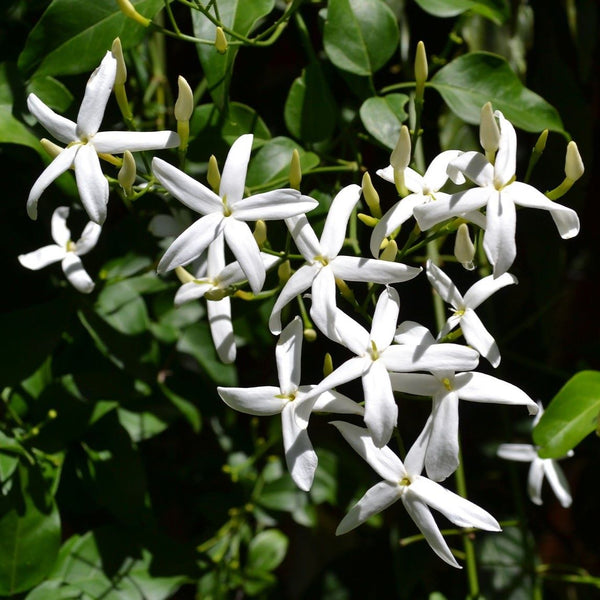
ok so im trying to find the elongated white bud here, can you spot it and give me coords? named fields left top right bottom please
left=480, top=102, right=500, bottom=154
left=454, top=223, right=475, bottom=271
left=565, top=141, right=584, bottom=182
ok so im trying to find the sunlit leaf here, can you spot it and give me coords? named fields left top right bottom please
left=359, top=94, right=409, bottom=149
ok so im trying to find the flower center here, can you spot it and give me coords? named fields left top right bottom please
left=314, top=255, right=329, bottom=267
left=399, top=476, right=411, bottom=487
left=66, top=240, right=76, bottom=252
left=368, top=340, right=380, bottom=361
left=222, top=194, right=232, bottom=217
left=276, top=391, right=296, bottom=401
left=441, top=377, right=453, bottom=391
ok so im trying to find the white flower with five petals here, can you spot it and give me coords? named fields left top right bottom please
left=27, top=51, right=180, bottom=224
left=19, top=206, right=101, bottom=293
left=414, top=110, right=579, bottom=276
left=217, top=317, right=363, bottom=491
left=153, top=134, right=316, bottom=294
left=332, top=421, right=500, bottom=568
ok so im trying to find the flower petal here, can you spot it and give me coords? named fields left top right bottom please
left=493, top=111, right=517, bottom=188
left=332, top=256, right=421, bottom=284
left=61, top=253, right=94, bottom=293
left=276, top=316, right=303, bottom=395
left=483, top=189, right=516, bottom=277
left=27, top=145, right=79, bottom=220
left=219, top=133, right=252, bottom=204
left=51, top=206, right=71, bottom=246
left=320, top=184, right=361, bottom=257
left=309, top=267, right=341, bottom=343
left=174, top=281, right=214, bottom=305
left=459, top=310, right=500, bottom=368
left=232, top=189, right=314, bottom=220
left=424, top=150, right=464, bottom=191
left=327, top=307, right=370, bottom=355
left=382, top=343, right=479, bottom=373
left=285, top=214, right=322, bottom=259
left=19, top=245, right=66, bottom=270
left=463, top=272, right=517, bottom=310
left=74, top=143, right=109, bottom=224
left=157, top=212, right=224, bottom=273
left=497, top=443, right=538, bottom=462
left=414, top=187, right=489, bottom=231
left=27, top=94, right=77, bottom=144
left=426, top=260, right=464, bottom=309
left=153, top=157, right=222, bottom=214
left=389, top=372, right=439, bottom=396
left=75, top=221, right=102, bottom=255
left=217, top=385, right=285, bottom=415
left=76, top=51, right=116, bottom=137
left=310, top=388, right=364, bottom=415
left=370, top=286, right=399, bottom=350
left=426, top=391, right=460, bottom=481
left=207, top=296, right=236, bottom=363
left=93, top=130, right=180, bottom=153
left=336, top=481, right=400, bottom=535
left=394, top=321, right=436, bottom=346
left=542, top=460, right=572, bottom=508
left=281, top=404, right=317, bottom=491
left=450, top=151, right=494, bottom=187
left=308, top=356, right=370, bottom=401
left=527, top=459, right=545, bottom=505
left=363, top=361, right=397, bottom=448
left=223, top=218, right=264, bottom=294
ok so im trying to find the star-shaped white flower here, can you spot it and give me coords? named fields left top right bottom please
left=175, top=233, right=280, bottom=363
left=389, top=322, right=538, bottom=481
left=18, top=206, right=101, bottom=293
left=269, top=184, right=421, bottom=336
left=304, top=287, right=480, bottom=448
left=153, top=134, right=317, bottom=294
left=332, top=421, right=500, bottom=568
left=426, top=260, right=516, bottom=367
left=497, top=402, right=573, bottom=508
left=217, top=317, right=363, bottom=491
left=413, top=111, right=580, bottom=276
left=27, top=51, right=180, bottom=224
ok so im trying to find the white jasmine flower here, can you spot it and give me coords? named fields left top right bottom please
left=332, top=421, right=500, bottom=568
left=153, top=134, right=316, bottom=294
left=269, top=184, right=421, bottom=336
left=497, top=402, right=573, bottom=508
left=414, top=111, right=580, bottom=276
left=304, top=287, right=480, bottom=448
left=426, top=260, right=517, bottom=367
left=218, top=317, right=363, bottom=491
left=389, top=322, right=538, bottom=481
left=27, top=51, right=180, bottom=225
left=18, top=206, right=101, bottom=293
left=175, top=233, right=279, bottom=363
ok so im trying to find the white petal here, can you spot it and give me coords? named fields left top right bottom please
left=27, top=94, right=77, bottom=144
left=174, top=281, right=214, bottom=305
left=310, top=388, right=364, bottom=415
left=27, top=145, right=79, bottom=220
left=76, top=52, right=116, bottom=137
left=223, top=218, right=264, bottom=294
left=423, top=150, right=464, bottom=191
left=320, top=184, right=361, bottom=257
left=19, top=245, right=66, bottom=270
left=281, top=404, right=317, bottom=491
left=426, top=392, right=460, bottom=481
left=403, top=416, right=433, bottom=475
left=370, top=194, right=424, bottom=257
left=542, top=460, right=572, bottom=508
left=459, top=310, right=500, bottom=367
left=382, top=343, right=479, bottom=373
left=497, top=443, right=538, bottom=462
left=153, top=157, right=222, bottom=215
left=332, top=256, right=421, bottom=284
left=285, top=214, right=322, bottom=259
left=426, top=260, right=464, bottom=309
left=309, top=266, right=340, bottom=341
left=51, top=206, right=70, bottom=246
left=157, top=213, right=224, bottom=273
left=232, top=189, right=315, bottom=220
left=370, top=286, right=399, bottom=350
left=483, top=190, right=516, bottom=277
left=93, top=130, right=179, bottom=153
left=456, top=371, right=537, bottom=413
left=269, top=264, right=318, bottom=334
left=389, top=373, right=439, bottom=396
left=61, top=253, right=94, bottom=293
left=276, top=316, right=303, bottom=395
left=493, top=111, right=517, bottom=188
left=463, top=272, right=517, bottom=310
left=219, top=133, right=252, bottom=204
left=74, top=144, right=109, bottom=224
left=527, top=459, right=545, bottom=505
left=207, top=296, right=235, bottom=363
left=331, top=421, right=405, bottom=482
left=363, top=361, right=397, bottom=448
left=401, top=493, right=460, bottom=568
left=394, top=321, right=436, bottom=346
left=509, top=182, right=580, bottom=239
left=308, top=356, right=370, bottom=401
left=327, top=308, right=370, bottom=355
left=75, top=221, right=102, bottom=255
left=414, top=187, right=489, bottom=231
left=336, top=481, right=400, bottom=535
left=217, top=386, right=285, bottom=415
left=207, top=232, right=225, bottom=276
left=450, top=151, right=494, bottom=187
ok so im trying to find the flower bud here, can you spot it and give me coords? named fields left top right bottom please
left=174, top=75, right=194, bottom=122
left=205, top=288, right=228, bottom=301
left=215, top=27, right=228, bottom=54
left=175, top=266, right=195, bottom=284
left=40, top=138, right=63, bottom=159
left=323, top=353, right=333, bottom=378
left=565, top=141, right=584, bottom=182
left=379, top=239, right=398, bottom=262
left=454, top=223, right=476, bottom=271
left=361, top=172, right=381, bottom=218
left=414, top=41, right=428, bottom=100
left=335, top=277, right=356, bottom=304
left=534, top=129, right=548, bottom=154
left=480, top=102, right=500, bottom=154
left=253, top=219, right=267, bottom=247
left=357, top=213, right=379, bottom=227
left=207, top=155, right=221, bottom=192
left=118, top=150, right=136, bottom=195
left=117, top=0, right=150, bottom=26
left=111, top=38, right=127, bottom=85
left=303, top=328, right=317, bottom=342
left=277, top=260, right=292, bottom=285
left=390, top=125, right=411, bottom=171
left=289, top=149, right=302, bottom=190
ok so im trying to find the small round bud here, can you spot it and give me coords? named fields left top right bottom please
left=48, top=409, right=58, bottom=420
left=303, top=328, right=317, bottom=342
left=565, top=141, right=584, bottom=182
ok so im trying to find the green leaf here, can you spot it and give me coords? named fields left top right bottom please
left=284, top=63, right=337, bottom=142
left=414, top=0, right=510, bottom=24
left=533, top=371, right=600, bottom=458
left=245, top=137, right=319, bottom=188
left=323, top=0, right=399, bottom=76
left=26, top=76, right=73, bottom=113
left=18, top=0, right=164, bottom=77
left=430, top=52, right=565, bottom=135
left=158, top=382, right=202, bottom=433
left=0, top=466, right=61, bottom=595
left=247, top=529, right=288, bottom=572
left=192, top=0, right=275, bottom=110
left=0, top=453, right=19, bottom=485
left=117, top=408, right=169, bottom=442
left=359, top=93, right=409, bottom=149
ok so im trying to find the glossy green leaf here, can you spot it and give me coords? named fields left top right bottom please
left=192, top=0, right=275, bottom=109
left=359, top=93, right=409, bottom=149
left=26, top=76, right=73, bottom=113
left=0, top=452, right=19, bottom=485
left=533, top=370, right=600, bottom=458
left=158, top=382, right=202, bottom=433
left=284, top=63, right=337, bottom=142
left=323, top=0, right=399, bottom=76
left=18, top=0, right=164, bottom=77
left=245, top=136, right=319, bottom=188
left=430, top=52, right=565, bottom=134
left=414, top=0, right=509, bottom=24
left=247, top=529, right=288, bottom=572
left=117, top=408, right=169, bottom=442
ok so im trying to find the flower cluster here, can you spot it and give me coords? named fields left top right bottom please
left=19, top=49, right=582, bottom=569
